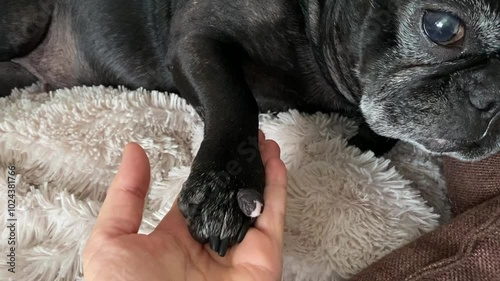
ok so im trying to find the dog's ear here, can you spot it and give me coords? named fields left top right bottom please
left=300, top=0, right=322, bottom=47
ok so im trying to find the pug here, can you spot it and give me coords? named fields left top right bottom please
left=1, top=0, right=498, bottom=256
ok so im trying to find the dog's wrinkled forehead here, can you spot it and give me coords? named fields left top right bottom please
left=396, top=0, right=500, bottom=56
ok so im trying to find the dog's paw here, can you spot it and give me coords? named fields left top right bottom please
left=178, top=156, right=265, bottom=256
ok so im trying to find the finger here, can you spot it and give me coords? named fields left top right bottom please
left=260, top=139, right=281, bottom=165
left=92, top=143, right=151, bottom=238
left=258, top=129, right=265, bottom=144
left=255, top=158, right=287, bottom=243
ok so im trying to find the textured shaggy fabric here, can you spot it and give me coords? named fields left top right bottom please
left=0, top=84, right=449, bottom=281
left=350, top=154, right=500, bottom=280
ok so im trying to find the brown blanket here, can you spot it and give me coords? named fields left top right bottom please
left=350, top=154, right=500, bottom=281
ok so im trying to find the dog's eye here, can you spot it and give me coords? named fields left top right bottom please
left=423, top=11, right=465, bottom=46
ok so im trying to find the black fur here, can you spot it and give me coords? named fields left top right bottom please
left=2, top=0, right=499, bottom=256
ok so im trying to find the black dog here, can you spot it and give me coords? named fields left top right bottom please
left=2, top=0, right=499, bottom=256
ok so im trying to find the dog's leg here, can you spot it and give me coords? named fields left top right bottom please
left=0, top=62, right=38, bottom=97
left=170, top=37, right=265, bottom=256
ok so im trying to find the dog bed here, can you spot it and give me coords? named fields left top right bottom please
left=0, top=84, right=449, bottom=281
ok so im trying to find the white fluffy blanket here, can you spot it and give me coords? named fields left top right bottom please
left=0, top=85, right=449, bottom=281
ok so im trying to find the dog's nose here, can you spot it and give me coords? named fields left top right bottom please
left=469, top=91, right=498, bottom=114
left=467, top=60, right=500, bottom=117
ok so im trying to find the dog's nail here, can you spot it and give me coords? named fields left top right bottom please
left=218, top=238, right=229, bottom=257
left=209, top=236, right=220, bottom=252
left=237, top=189, right=264, bottom=218
left=237, top=223, right=250, bottom=243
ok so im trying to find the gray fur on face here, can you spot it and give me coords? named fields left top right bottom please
left=356, top=0, right=500, bottom=160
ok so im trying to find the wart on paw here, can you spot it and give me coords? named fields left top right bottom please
left=237, top=188, right=264, bottom=218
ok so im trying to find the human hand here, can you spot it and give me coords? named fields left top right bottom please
left=83, top=131, right=287, bottom=281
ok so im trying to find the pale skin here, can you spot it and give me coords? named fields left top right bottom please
left=83, top=131, right=287, bottom=281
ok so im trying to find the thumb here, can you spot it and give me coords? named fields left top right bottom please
left=91, top=143, right=151, bottom=238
